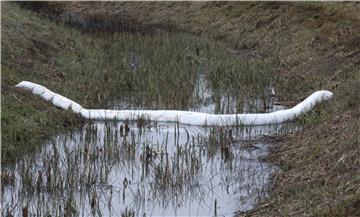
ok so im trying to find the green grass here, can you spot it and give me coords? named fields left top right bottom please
left=1, top=2, right=275, bottom=162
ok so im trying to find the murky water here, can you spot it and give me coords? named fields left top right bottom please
left=1, top=79, right=300, bottom=217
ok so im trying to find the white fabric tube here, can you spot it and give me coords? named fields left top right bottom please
left=15, top=81, right=333, bottom=126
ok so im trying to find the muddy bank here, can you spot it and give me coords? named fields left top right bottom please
left=18, top=2, right=178, bottom=35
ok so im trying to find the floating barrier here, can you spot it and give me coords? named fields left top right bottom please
left=15, top=81, right=333, bottom=126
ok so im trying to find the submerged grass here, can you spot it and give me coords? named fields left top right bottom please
left=2, top=119, right=278, bottom=216
left=1, top=2, right=275, bottom=162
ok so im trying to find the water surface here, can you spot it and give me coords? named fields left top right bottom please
left=2, top=83, right=299, bottom=217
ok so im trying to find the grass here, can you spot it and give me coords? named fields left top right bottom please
left=1, top=3, right=85, bottom=161
left=1, top=2, right=275, bottom=162
left=2, top=1, right=359, bottom=216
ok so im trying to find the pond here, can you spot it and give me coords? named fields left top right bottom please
left=1, top=76, right=299, bottom=216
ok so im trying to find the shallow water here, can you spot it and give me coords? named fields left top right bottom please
left=1, top=86, right=299, bottom=216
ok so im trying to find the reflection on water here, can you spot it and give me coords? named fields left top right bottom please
left=2, top=122, right=298, bottom=217
left=2, top=70, right=299, bottom=216
left=1, top=99, right=299, bottom=217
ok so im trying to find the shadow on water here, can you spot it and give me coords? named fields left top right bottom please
left=1, top=78, right=300, bottom=216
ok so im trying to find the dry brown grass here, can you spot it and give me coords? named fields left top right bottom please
left=243, top=109, right=360, bottom=216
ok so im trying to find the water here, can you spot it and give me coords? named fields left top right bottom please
left=1, top=85, right=299, bottom=217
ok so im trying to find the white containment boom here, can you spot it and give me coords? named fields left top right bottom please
left=15, top=81, right=333, bottom=126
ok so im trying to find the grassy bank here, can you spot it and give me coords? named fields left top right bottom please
left=2, top=3, right=86, bottom=161
left=1, top=2, right=275, bottom=163
left=15, top=1, right=360, bottom=216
